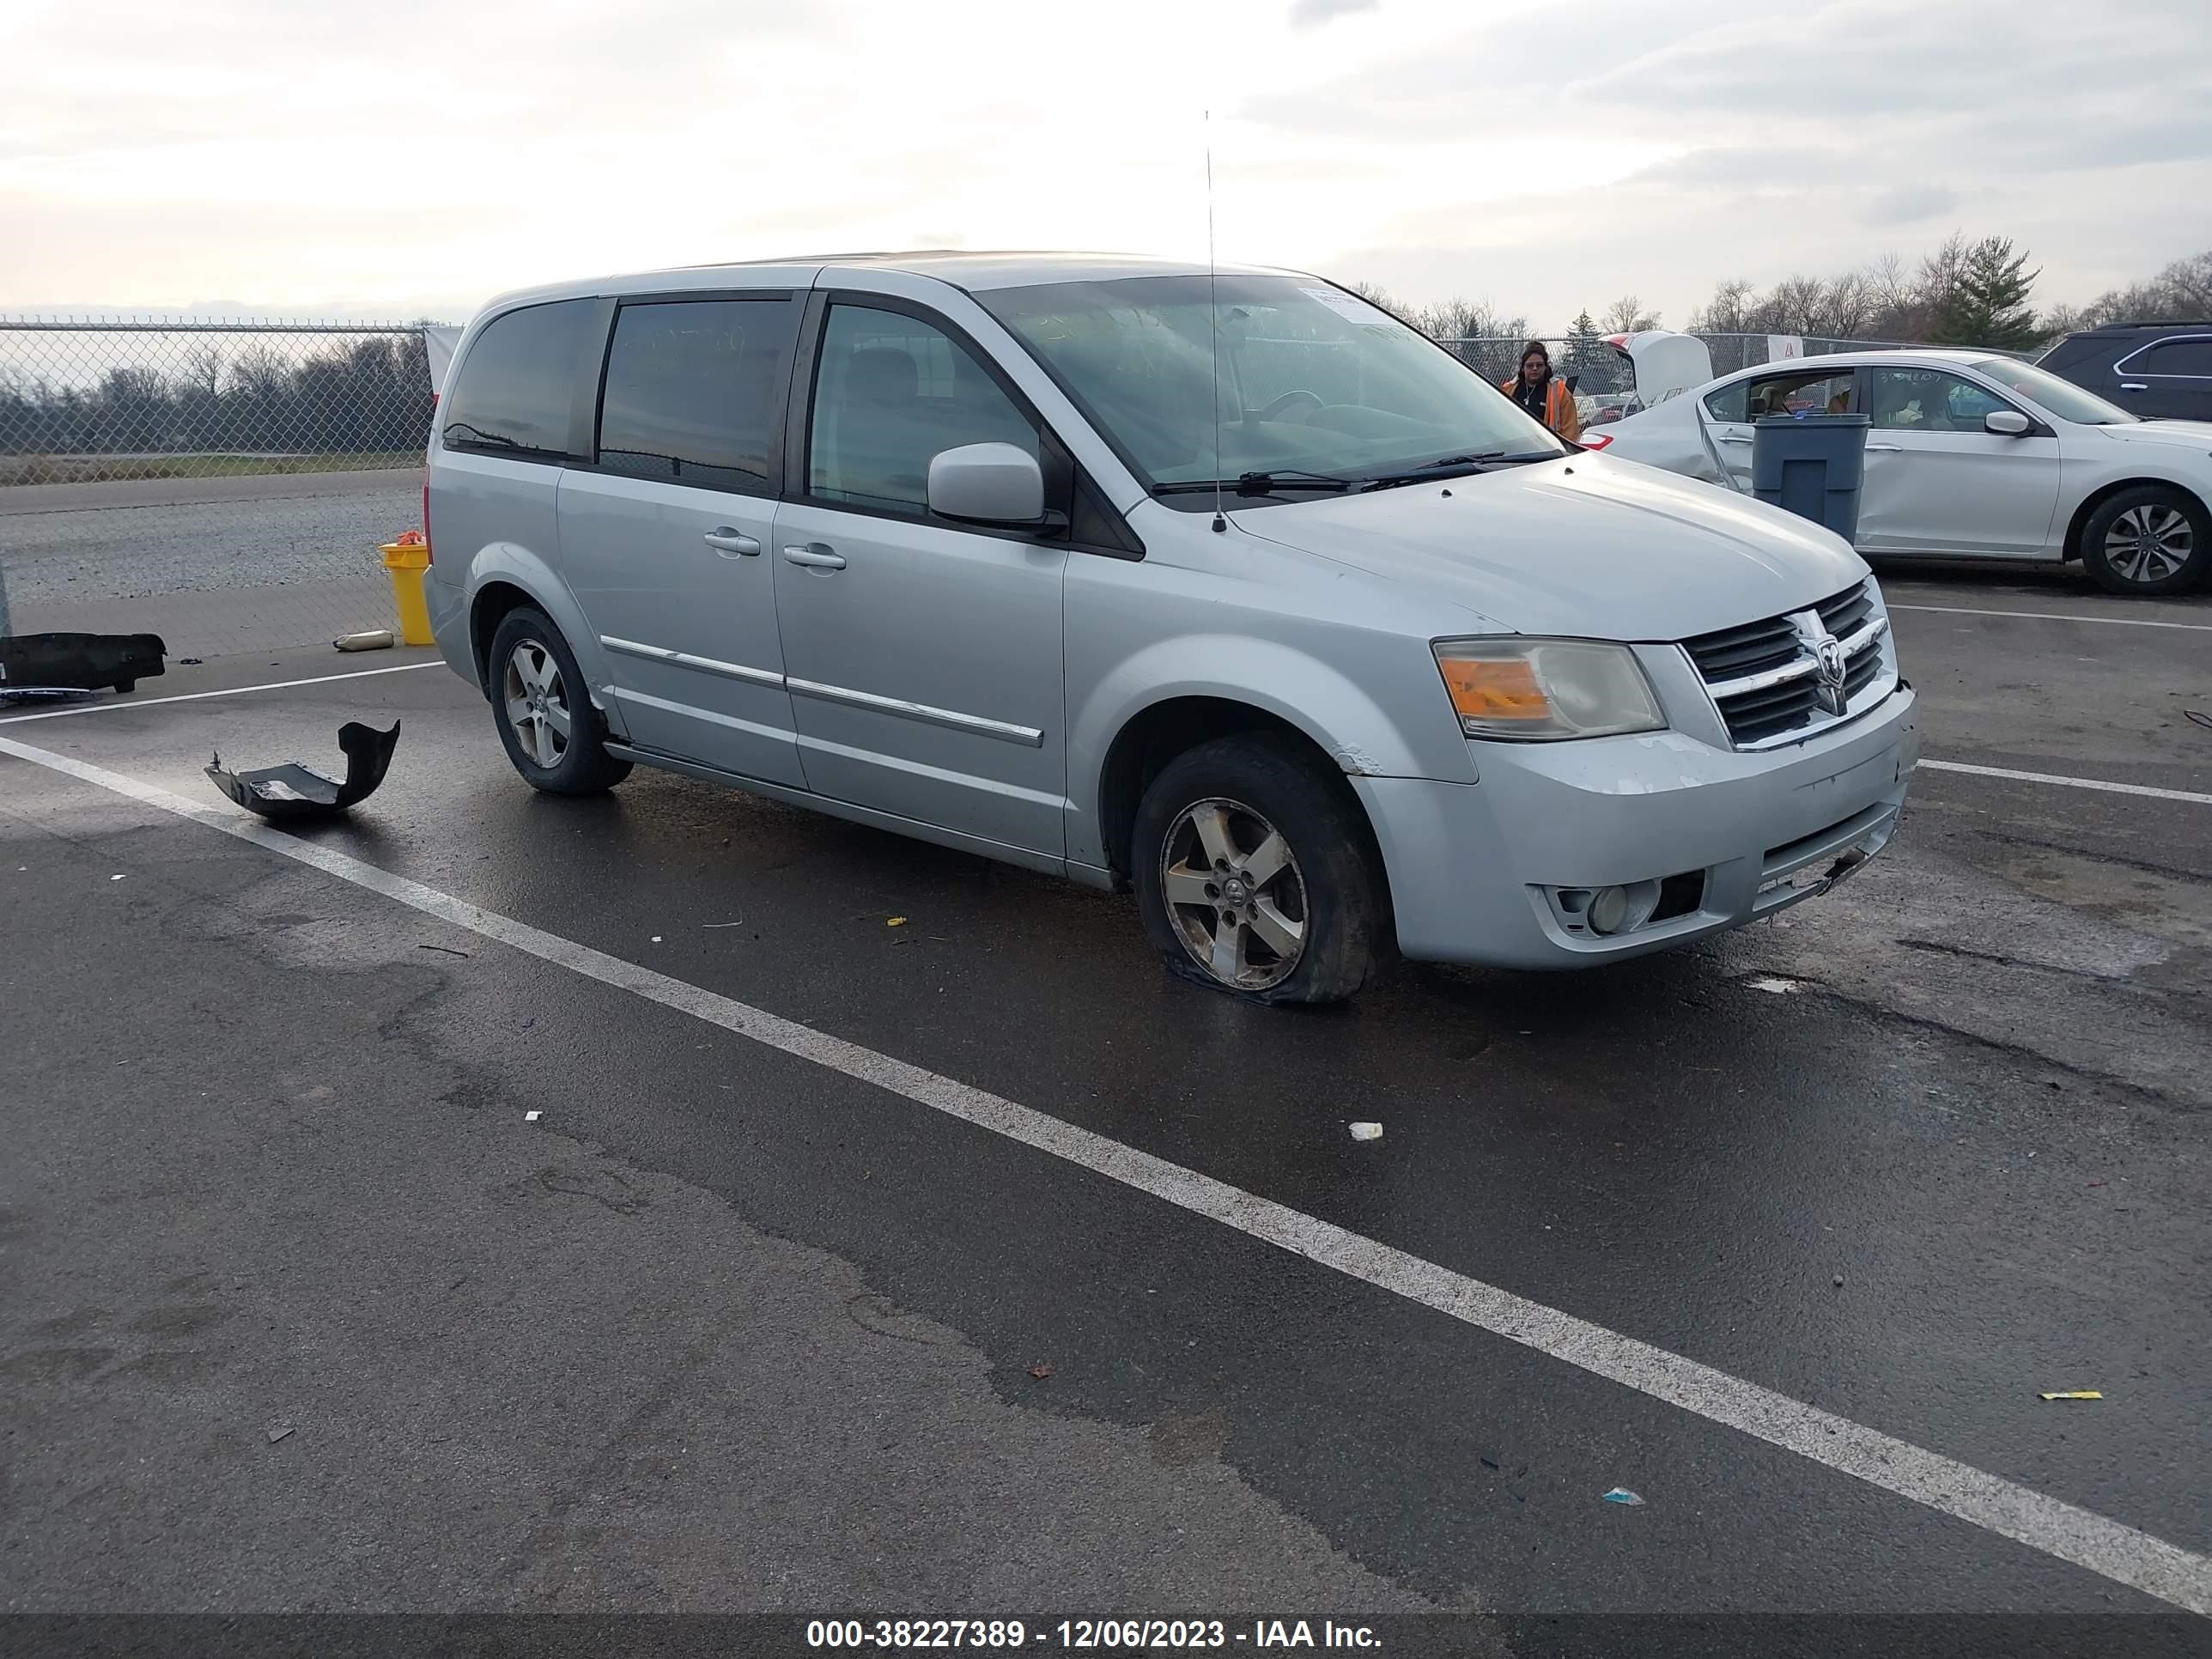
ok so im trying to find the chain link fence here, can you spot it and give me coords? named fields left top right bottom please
left=0, top=316, right=1966, bottom=665
left=0, top=317, right=447, bottom=663
left=0, top=318, right=443, bottom=488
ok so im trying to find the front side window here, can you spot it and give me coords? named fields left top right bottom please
left=1968, top=357, right=2136, bottom=425
left=807, top=304, right=1039, bottom=515
left=976, top=275, right=1564, bottom=494
left=1869, top=368, right=2014, bottom=432
left=443, top=299, right=595, bottom=458
left=596, top=297, right=798, bottom=492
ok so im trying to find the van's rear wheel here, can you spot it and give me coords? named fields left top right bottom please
left=488, top=608, right=631, bottom=795
left=1132, top=735, right=1386, bottom=1005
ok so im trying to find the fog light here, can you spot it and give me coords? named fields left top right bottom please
left=1588, top=884, right=1631, bottom=935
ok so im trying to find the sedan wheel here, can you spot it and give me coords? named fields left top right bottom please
left=501, top=639, right=573, bottom=769
left=2081, top=486, right=2209, bottom=596
left=2102, top=503, right=2193, bottom=586
left=1158, top=797, right=1309, bottom=992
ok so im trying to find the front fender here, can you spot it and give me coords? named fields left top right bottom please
left=459, top=544, right=626, bottom=736
left=1066, top=632, right=1464, bottom=869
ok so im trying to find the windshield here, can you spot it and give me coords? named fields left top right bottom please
left=1970, top=357, right=2138, bottom=426
left=976, top=275, right=1566, bottom=496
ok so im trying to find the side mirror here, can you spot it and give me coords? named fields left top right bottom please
left=1984, top=410, right=2032, bottom=436
left=927, top=442, right=1046, bottom=526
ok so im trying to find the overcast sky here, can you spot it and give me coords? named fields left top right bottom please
left=5, top=0, right=2209, bottom=329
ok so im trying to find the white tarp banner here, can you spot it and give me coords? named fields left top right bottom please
left=423, top=326, right=463, bottom=394
left=1766, top=335, right=1806, bottom=362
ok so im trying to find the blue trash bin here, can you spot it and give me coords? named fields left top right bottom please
left=1752, top=414, right=1870, bottom=544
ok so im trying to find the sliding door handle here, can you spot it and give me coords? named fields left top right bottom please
left=782, top=544, right=846, bottom=570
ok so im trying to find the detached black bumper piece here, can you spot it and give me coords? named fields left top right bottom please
left=0, top=631, right=167, bottom=694
left=207, top=720, right=401, bottom=822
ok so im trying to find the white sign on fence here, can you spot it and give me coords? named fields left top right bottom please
left=423, top=326, right=463, bottom=394
left=1766, top=335, right=1806, bottom=362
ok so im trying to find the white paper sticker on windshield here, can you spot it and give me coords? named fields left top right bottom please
left=1301, top=286, right=1375, bottom=323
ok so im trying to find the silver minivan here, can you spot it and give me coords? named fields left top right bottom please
left=425, top=252, right=1918, bottom=1003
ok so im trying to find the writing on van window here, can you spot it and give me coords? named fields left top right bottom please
left=597, top=298, right=797, bottom=491
left=442, top=299, right=594, bottom=458
left=808, top=306, right=1037, bottom=514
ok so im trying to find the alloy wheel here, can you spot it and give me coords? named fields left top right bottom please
left=1158, top=798, right=1309, bottom=992
left=2104, top=504, right=2193, bottom=585
left=501, top=639, right=572, bottom=769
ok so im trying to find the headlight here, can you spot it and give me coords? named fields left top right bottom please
left=1431, top=638, right=1665, bottom=740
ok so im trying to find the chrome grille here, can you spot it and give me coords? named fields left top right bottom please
left=1682, top=580, right=1891, bottom=749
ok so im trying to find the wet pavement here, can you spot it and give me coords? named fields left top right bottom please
left=2, top=564, right=2209, bottom=1641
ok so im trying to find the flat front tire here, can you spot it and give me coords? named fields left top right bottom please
left=487, top=607, right=631, bottom=795
left=1131, top=735, right=1388, bottom=1006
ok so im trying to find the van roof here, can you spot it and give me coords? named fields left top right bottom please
left=479, top=251, right=1304, bottom=313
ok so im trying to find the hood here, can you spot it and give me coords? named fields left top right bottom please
left=1231, top=455, right=1866, bottom=641
left=2095, top=419, right=2212, bottom=453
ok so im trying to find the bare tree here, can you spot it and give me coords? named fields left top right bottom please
left=182, top=344, right=226, bottom=398
left=1688, top=279, right=1757, bottom=334
left=1412, top=297, right=1534, bottom=342
left=1601, top=295, right=1660, bottom=334
left=2079, top=248, right=2212, bottom=325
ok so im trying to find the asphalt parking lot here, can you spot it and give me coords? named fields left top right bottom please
left=3, top=564, right=2209, bottom=1649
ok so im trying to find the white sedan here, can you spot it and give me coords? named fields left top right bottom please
left=1587, top=349, right=2212, bottom=595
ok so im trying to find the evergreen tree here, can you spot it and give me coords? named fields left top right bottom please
left=1938, top=237, right=2041, bottom=349
left=1562, top=308, right=1612, bottom=389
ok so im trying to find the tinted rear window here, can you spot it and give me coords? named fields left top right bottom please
left=2130, top=337, right=2212, bottom=377
left=596, top=298, right=799, bottom=491
left=443, top=300, right=595, bottom=458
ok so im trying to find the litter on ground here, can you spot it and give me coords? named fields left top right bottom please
left=525, top=1110, right=542, bottom=1123
left=1748, top=976, right=1800, bottom=994
left=2039, top=1390, right=2102, bottom=1401
left=1602, top=1488, right=1644, bottom=1505
left=1350, top=1122, right=1383, bottom=1142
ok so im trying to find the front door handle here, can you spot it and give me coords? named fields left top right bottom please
left=703, top=528, right=761, bottom=556
left=2121, top=382, right=2148, bottom=392
left=1717, top=431, right=1752, bottom=444
left=782, top=544, right=846, bottom=570
left=1865, top=441, right=1905, bottom=452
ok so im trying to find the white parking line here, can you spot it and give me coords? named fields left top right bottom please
left=1891, top=603, right=2212, bottom=632
left=4, top=727, right=2209, bottom=1617
left=0, top=660, right=442, bottom=724
left=1921, top=759, right=2212, bottom=806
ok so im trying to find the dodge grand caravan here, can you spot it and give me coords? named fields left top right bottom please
left=426, top=252, right=1918, bottom=1004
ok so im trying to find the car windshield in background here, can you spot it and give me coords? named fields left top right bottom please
left=1971, top=357, right=2138, bottom=426
left=977, top=275, right=1564, bottom=495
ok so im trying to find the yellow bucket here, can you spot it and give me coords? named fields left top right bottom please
left=379, top=541, right=434, bottom=647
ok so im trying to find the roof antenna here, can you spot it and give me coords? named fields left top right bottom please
left=1206, top=110, right=1226, bottom=534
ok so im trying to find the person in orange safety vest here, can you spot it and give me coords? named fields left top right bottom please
left=1499, top=340, right=1581, bottom=441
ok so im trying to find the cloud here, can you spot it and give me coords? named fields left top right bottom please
left=1289, top=0, right=1378, bottom=23
left=1863, top=184, right=1959, bottom=226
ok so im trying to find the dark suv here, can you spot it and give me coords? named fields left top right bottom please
left=2037, top=323, right=2212, bottom=422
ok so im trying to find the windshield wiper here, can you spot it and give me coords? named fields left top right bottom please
left=1153, top=469, right=1352, bottom=497
left=1358, top=451, right=1556, bottom=491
